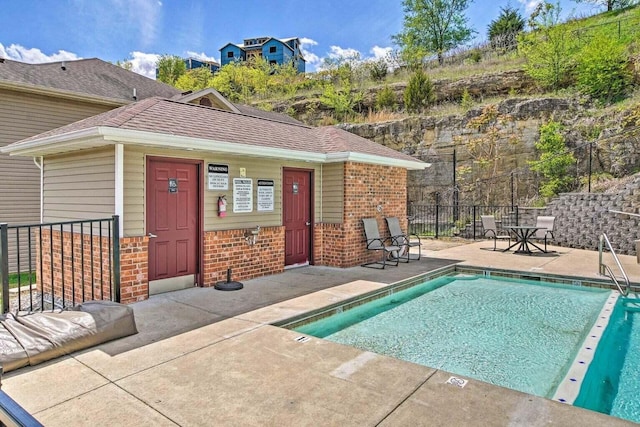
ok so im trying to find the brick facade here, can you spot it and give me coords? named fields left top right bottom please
left=202, top=226, right=285, bottom=285
left=38, top=229, right=115, bottom=307
left=35, top=162, right=409, bottom=305
left=315, top=162, right=408, bottom=268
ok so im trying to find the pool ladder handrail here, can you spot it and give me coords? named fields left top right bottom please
left=598, top=233, right=630, bottom=296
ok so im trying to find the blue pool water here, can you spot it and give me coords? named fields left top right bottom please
left=295, top=275, right=611, bottom=399
left=574, top=296, right=640, bottom=423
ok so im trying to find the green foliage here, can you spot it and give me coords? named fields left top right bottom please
left=528, top=121, right=576, bottom=198
left=393, top=0, right=475, bottom=66
left=571, top=0, right=638, bottom=12
left=518, top=2, right=578, bottom=91
left=460, top=88, right=474, bottom=111
left=320, top=85, right=363, bottom=122
left=376, top=85, right=397, bottom=111
left=175, top=67, right=214, bottom=92
left=403, top=69, right=435, bottom=112
left=575, top=32, right=632, bottom=103
left=369, top=58, right=389, bottom=82
left=468, top=49, right=482, bottom=63
left=488, top=6, right=525, bottom=50
left=156, top=54, right=187, bottom=86
left=115, top=59, right=133, bottom=71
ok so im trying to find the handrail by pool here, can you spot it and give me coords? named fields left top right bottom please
left=599, top=233, right=630, bottom=296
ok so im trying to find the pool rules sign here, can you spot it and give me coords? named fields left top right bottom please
left=233, top=178, right=253, bottom=213
left=257, top=179, right=274, bottom=212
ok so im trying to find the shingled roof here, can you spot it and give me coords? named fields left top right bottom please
left=0, top=58, right=181, bottom=102
left=3, top=97, right=427, bottom=170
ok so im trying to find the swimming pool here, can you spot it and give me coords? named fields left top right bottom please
left=574, top=296, right=640, bottom=423
left=292, top=273, right=612, bottom=399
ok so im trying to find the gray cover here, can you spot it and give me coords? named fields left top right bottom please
left=0, top=301, right=137, bottom=373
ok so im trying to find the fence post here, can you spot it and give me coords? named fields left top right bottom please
left=112, top=215, right=121, bottom=303
left=472, top=206, right=477, bottom=240
left=1, top=224, right=9, bottom=314
left=435, top=204, right=440, bottom=239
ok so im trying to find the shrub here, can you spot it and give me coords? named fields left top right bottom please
left=575, top=32, right=632, bottom=103
left=375, top=85, right=397, bottom=111
left=403, top=69, right=435, bottom=113
left=460, top=89, right=473, bottom=111
left=369, top=58, right=389, bottom=82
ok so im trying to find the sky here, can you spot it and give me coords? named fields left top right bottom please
left=0, top=0, right=603, bottom=79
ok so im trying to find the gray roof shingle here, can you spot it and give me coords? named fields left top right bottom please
left=0, top=58, right=181, bottom=101
left=8, top=97, right=423, bottom=165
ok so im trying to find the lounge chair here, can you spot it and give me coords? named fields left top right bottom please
left=385, top=216, right=422, bottom=261
left=481, top=215, right=511, bottom=251
left=532, top=216, right=555, bottom=252
left=362, top=218, right=401, bottom=269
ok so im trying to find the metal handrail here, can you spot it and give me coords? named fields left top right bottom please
left=608, top=209, right=640, bottom=218
left=599, top=233, right=630, bottom=296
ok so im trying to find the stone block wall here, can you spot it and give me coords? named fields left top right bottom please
left=525, top=174, right=640, bottom=255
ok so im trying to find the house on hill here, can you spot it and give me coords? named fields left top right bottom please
left=3, top=94, right=428, bottom=303
left=220, top=37, right=305, bottom=73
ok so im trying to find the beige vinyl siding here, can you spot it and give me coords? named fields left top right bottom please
left=122, top=147, right=322, bottom=236
left=320, top=163, right=344, bottom=223
left=0, top=88, right=116, bottom=271
left=43, top=148, right=115, bottom=222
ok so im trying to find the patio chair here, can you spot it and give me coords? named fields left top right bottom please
left=533, top=216, right=555, bottom=252
left=385, top=216, right=422, bottom=262
left=481, top=215, right=511, bottom=251
left=361, top=218, right=401, bottom=269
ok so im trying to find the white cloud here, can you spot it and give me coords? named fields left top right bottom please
left=127, top=51, right=161, bottom=79
left=0, top=43, right=81, bottom=63
left=370, top=46, right=392, bottom=60
left=518, top=0, right=542, bottom=14
left=299, top=38, right=321, bottom=68
left=327, top=46, right=361, bottom=61
left=185, top=51, right=219, bottom=64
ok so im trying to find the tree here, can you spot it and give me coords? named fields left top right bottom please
left=403, top=69, right=435, bottom=112
left=528, top=121, right=576, bottom=198
left=156, top=55, right=186, bottom=86
left=487, top=6, right=525, bottom=50
left=392, top=0, right=474, bottom=66
left=575, top=31, right=632, bottom=103
left=518, top=2, right=577, bottom=91
left=115, top=59, right=133, bottom=71
left=175, top=67, right=214, bottom=92
left=571, top=0, right=638, bottom=12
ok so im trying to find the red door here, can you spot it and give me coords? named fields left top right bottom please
left=146, top=158, right=200, bottom=284
left=283, top=169, right=312, bottom=266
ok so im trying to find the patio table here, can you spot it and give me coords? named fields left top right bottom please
left=503, top=225, right=546, bottom=254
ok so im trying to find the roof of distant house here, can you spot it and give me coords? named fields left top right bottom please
left=0, top=58, right=181, bottom=104
left=3, top=97, right=428, bottom=170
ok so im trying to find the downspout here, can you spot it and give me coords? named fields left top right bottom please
left=115, top=144, right=124, bottom=236
left=319, top=164, right=323, bottom=222
left=33, top=157, right=43, bottom=222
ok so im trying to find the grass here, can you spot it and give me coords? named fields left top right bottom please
left=7, top=272, right=36, bottom=289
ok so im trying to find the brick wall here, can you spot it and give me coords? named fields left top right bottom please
left=202, top=226, right=285, bottom=285
left=38, top=229, right=114, bottom=307
left=119, top=236, right=149, bottom=304
left=315, top=162, right=408, bottom=268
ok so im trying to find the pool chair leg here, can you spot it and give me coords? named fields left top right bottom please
left=362, top=249, right=398, bottom=269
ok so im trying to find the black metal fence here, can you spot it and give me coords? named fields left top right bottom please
left=409, top=204, right=519, bottom=239
left=0, top=216, right=121, bottom=314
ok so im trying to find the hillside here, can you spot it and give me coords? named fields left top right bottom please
left=248, top=6, right=640, bottom=206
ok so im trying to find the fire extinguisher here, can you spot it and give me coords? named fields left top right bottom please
left=218, top=195, right=227, bottom=217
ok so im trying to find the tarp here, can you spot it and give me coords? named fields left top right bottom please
left=0, top=301, right=137, bottom=373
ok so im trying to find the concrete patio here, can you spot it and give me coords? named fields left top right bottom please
left=2, top=240, right=639, bottom=426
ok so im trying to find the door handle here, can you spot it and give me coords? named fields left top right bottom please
left=305, top=222, right=311, bottom=226
left=148, top=233, right=158, bottom=238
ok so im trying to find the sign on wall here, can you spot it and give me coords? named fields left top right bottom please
left=233, top=178, right=253, bottom=213
left=208, top=164, right=229, bottom=190
left=257, top=179, right=275, bottom=212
